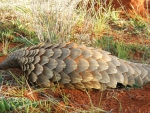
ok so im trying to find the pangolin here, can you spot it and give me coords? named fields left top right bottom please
left=0, top=42, right=150, bottom=90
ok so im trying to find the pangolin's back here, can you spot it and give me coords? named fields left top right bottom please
left=1, top=42, right=150, bottom=90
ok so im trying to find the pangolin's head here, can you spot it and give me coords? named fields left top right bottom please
left=0, top=52, right=21, bottom=70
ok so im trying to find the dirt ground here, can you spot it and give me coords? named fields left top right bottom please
left=24, top=83, right=150, bottom=113
left=0, top=42, right=150, bottom=113
left=86, top=0, right=150, bottom=17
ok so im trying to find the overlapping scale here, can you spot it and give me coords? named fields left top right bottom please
left=29, top=72, right=37, bottom=82
left=33, top=64, right=43, bottom=76
left=99, top=71, right=110, bottom=83
left=107, top=74, right=117, bottom=88
left=87, top=58, right=99, bottom=71
left=65, top=43, right=76, bottom=48
left=54, top=59, right=66, bottom=73
left=81, top=49, right=93, bottom=59
left=76, top=58, right=89, bottom=73
left=73, top=82, right=85, bottom=90
left=36, top=74, right=50, bottom=87
left=59, top=71, right=71, bottom=84
left=82, top=82, right=93, bottom=89
left=97, top=59, right=109, bottom=72
left=40, top=56, right=49, bottom=65
left=37, top=48, right=45, bottom=56
left=52, top=49, right=62, bottom=59
left=69, top=71, right=82, bottom=83
left=59, top=48, right=70, bottom=60
left=106, top=62, right=117, bottom=74
left=57, top=42, right=67, bottom=48
left=33, top=56, right=40, bottom=64
left=81, top=70, right=93, bottom=82
left=45, top=58, right=57, bottom=70
left=44, top=49, right=54, bottom=58
left=63, top=58, right=77, bottom=74
left=4, top=42, right=150, bottom=90
left=70, top=48, right=82, bottom=59
left=43, top=66, right=53, bottom=79
left=114, top=70, right=124, bottom=84
left=91, top=70, right=102, bottom=81
left=92, top=50, right=103, bottom=59
left=50, top=71, right=61, bottom=82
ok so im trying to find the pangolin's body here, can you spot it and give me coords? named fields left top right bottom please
left=0, top=42, right=150, bottom=90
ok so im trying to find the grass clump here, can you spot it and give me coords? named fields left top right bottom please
left=0, top=98, right=38, bottom=113
left=0, top=21, right=38, bottom=55
left=94, top=36, right=150, bottom=62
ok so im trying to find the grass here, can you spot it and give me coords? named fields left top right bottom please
left=0, top=0, right=150, bottom=112
left=0, top=21, right=37, bottom=54
left=0, top=72, right=107, bottom=113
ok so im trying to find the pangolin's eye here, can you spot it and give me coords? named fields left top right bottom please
left=10, top=63, right=14, bottom=66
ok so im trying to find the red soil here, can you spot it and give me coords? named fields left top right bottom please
left=1, top=42, right=150, bottom=113
left=23, top=84, right=150, bottom=112
left=84, top=0, right=150, bottom=17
